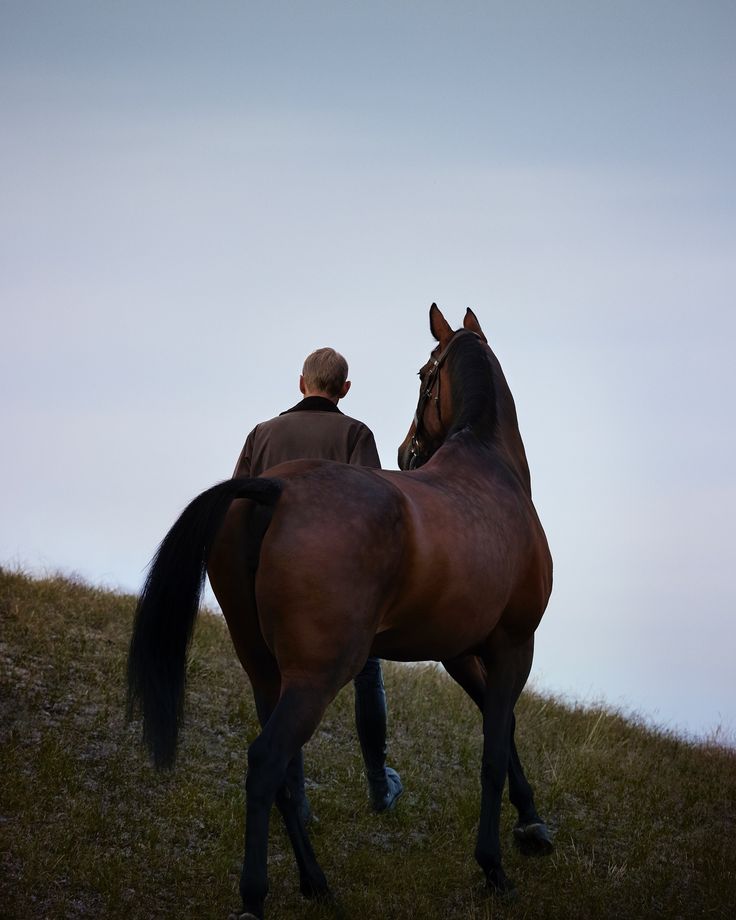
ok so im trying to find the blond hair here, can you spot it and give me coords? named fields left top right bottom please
left=302, top=347, right=349, bottom=397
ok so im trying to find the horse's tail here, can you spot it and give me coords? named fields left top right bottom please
left=126, top=476, right=282, bottom=769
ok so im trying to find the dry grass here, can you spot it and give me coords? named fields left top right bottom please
left=1, top=567, right=735, bottom=919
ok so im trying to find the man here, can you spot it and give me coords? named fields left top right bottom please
left=233, top=346, right=403, bottom=815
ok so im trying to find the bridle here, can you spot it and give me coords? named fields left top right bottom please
left=406, top=330, right=478, bottom=470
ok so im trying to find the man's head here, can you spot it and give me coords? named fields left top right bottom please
left=300, top=347, right=351, bottom=402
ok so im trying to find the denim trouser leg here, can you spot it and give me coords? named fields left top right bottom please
left=353, top=656, right=387, bottom=781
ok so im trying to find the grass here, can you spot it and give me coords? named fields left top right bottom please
left=1, top=567, right=735, bottom=919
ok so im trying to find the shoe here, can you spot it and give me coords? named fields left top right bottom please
left=369, top=767, right=403, bottom=813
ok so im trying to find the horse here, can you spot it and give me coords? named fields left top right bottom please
left=127, top=303, right=554, bottom=919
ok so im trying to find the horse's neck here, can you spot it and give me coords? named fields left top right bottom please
left=435, top=430, right=532, bottom=497
left=491, top=357, right=533, bottom=496
left=496, top=422, right=532, bottom=496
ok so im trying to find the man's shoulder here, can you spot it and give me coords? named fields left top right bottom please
left=337, top=412, right=375, bottom=436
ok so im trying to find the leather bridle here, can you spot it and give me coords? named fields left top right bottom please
left=406, top=330, right=478, bottom=470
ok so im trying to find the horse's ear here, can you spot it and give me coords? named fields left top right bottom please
left=429, top=303, right=453, bottom=342
left=463, top=308, right=487, bottom=343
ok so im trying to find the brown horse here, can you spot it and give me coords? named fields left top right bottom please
left=127, top=304, right=553, bottom=919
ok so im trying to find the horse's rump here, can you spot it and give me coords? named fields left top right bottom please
left=210, top=461, right=408, bottom=685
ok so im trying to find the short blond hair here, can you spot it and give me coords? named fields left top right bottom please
left=302, top=347, right=348, bottom=397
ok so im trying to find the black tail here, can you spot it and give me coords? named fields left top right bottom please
left=126, top=476, right=282, bottom=769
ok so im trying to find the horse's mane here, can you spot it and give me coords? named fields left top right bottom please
left=446, top=333, right=498, bottom=444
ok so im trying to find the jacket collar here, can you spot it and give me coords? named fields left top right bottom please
left=281, top=396, right=342, bottom=415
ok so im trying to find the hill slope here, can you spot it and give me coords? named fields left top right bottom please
left=1, top=569, right=734, bottom=919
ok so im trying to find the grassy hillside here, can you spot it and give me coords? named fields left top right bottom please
left=1, top=568, right=734, bottom=919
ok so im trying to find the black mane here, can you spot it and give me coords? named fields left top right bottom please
left=446, top=333, right=498, bottom=443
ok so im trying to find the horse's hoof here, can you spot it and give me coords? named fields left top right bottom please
left=513, top=820, right=554, bottom=855
left=486, top=866, right=518, bottom=901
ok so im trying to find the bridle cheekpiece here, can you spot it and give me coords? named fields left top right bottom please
left=407, top=330, right=478, bottom=470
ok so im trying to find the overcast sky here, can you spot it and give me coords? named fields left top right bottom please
left=2, top=1, right=734, bottom=742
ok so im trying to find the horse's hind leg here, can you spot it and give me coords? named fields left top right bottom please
left=239, top=683, right=332, bottom=919
left=253, top=688, right=310, bottom=818
left=508, top=713, right=554, bottom=854
left=244, top=688, right=329, bottom=917
left=283, top=748, right=311, bottom=824
left=474, top=632, right=535, bottom=895
left=443, top=654, right=552, bottom=854
left=274, top=763, right=326, bottom=899
left=442, top=652, right=487, bottom=710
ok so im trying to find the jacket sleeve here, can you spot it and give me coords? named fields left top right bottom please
left=232, top=427, right=256, bottom=477
left=349, top=425, right=382, bottom=469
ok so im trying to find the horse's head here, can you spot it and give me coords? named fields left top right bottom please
left=398, top=304, right=532, bottom=490
left=398, top=303, right=490, bottom=470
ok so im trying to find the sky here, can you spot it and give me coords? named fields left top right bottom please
left=2, top=1, right=734, bottom=743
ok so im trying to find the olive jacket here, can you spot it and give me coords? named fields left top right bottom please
left=233, top=396, right=381, bottom=477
